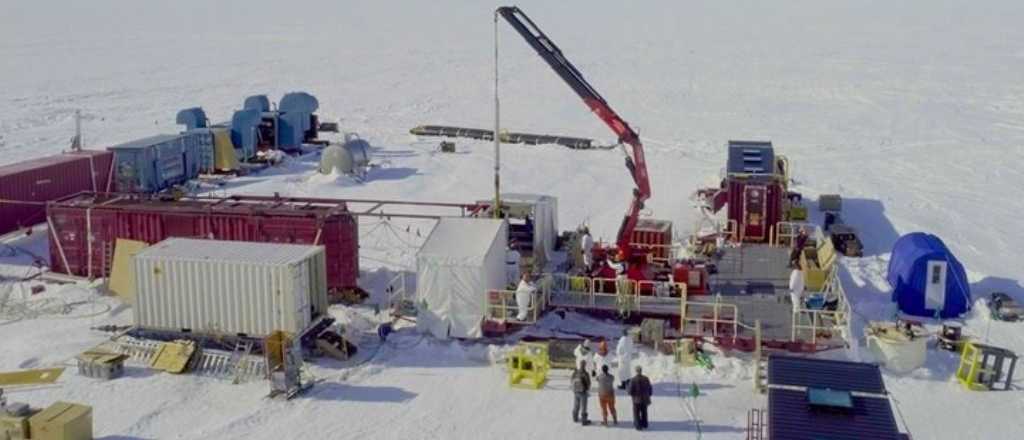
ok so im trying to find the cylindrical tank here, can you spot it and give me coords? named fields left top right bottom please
left=319, top=134, right=371, bottom=177
left=319, top=144, right=347, bottom=175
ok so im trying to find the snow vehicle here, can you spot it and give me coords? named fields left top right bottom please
left=988, top=292, right=1023, bottom=322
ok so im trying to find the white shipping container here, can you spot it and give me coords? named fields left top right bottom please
left=133, top=238, right=329, bottom=337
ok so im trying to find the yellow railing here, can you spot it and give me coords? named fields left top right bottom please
left=770, top=221, right=812, bottom=248
left=547, top=274, right=687, bottom=314
left=627, top=242, right=676, bottom=264
left=790, top=269, right=851, bottom=344
left=485, top=287, right=549, bottom=324
left=681, top=298, right=741, bottom=342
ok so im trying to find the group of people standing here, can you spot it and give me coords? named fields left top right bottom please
left=570, top=335, right=653, bottom=430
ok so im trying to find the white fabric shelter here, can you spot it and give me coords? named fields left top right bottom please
left=416, top=217, right=508, bottom=339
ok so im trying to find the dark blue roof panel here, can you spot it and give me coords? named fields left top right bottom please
left=768, top=355, right=886, bottom=394
left=769, top=388, right=901, bottom=440
left=727, top=140, right=774, bottom=175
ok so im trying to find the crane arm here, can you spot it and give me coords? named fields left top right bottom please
left=496, top=6, right=651, bottom=256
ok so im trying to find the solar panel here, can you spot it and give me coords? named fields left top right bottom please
left=807, top=387, right=854, bottom=409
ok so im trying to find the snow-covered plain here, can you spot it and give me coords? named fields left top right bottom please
left=3, top=1, right=1024, bottom=439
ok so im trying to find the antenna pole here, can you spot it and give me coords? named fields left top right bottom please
left=493, top=11, right=501, bottom=219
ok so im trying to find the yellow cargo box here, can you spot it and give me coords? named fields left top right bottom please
left=1, top=415, right=30, bottom=440
left=28, top=402, right=92, bottom=440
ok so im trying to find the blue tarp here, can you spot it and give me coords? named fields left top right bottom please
left=887, top=232, right=970, bottom=318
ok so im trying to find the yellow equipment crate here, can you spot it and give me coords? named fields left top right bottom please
left=800, top=238, right=837, bottom=291
left=786, top=205, right=808, bottom=221
left=28, top=402, right=92, bottom=440
left=1, top=415, right=30, bottom=440
left=956, top=341, right=1018, bottom=391
left=508, top=342, right=550, bottom=389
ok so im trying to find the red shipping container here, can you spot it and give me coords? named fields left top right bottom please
left=631, top=218, right=673, bottom=260
left=46, top=192, right=358, bottom=292
left=0, top=150, right=113, bottom=236
left=725, top=176, right=783, bottom=243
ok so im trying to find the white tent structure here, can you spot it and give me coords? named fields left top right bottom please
left=416, top=217, right=508, bottom=339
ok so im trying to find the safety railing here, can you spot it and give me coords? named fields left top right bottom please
left=790, top=268, right=851, bottom=344
left=680, top=296, right=741, bottom=342
left=627, top=242, right=676, bottom=265
left=547, top=274, right=686, bottom=316
left=485, top=287, right=549, bottom=324
left=770, top=221, right=812, bottom=248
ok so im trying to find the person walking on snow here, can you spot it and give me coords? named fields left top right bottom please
left=574, top=339, right=595, bottom=376
left=616, top=330, right=634, bottom=389
left=514, top=273, right=536, bottom=321
left=596, top=364, right=618, bottom=426
left=628, top=365, right=653, bottom=431
left=580, top=226, right=594, bottom=271
left=571, top=360, right=592, bottom=425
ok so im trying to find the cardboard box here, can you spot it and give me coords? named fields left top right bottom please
left=28, top=402, right=92, bottom=440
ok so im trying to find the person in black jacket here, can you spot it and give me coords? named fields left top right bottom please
left=627, top=365, right=653, bottom=430
left=571, top=360, right=592, bottom=425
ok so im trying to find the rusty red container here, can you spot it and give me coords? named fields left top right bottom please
left=0, top=150, right=113, bottom=236
left=630, top=218, right=673, bottom=260
left=46, top=192, right=358, bottom=292
left=725, top=177, right=783, bottom=243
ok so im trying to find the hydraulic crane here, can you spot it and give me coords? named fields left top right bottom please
left=496, top=6, right=652, bottom=265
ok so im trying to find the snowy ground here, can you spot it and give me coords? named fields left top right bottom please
left=3, top=1, right=1024, bottom=439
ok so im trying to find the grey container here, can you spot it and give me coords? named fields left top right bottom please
left=108, top=134, right=201, bottom=193
left=818, top=194, right=842, bottom=212
left=132, top=238, right=329, bottom=337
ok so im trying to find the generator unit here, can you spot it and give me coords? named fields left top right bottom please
left=703, top=141, right=786, bottom=243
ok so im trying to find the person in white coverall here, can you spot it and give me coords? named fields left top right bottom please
left=580, top=227, right=594, bottom=271
left=789, top=268, right=805, bottom=312
left=506, top=241, right=521, bottom=287
left=574, top=339, right=595, bottom=376
left=514, top=273, right=536, bottom=321
left=616, top=330, right=634, bottom=389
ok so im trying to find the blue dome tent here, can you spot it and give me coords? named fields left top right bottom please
left=887, top=232, right=970, bottom=318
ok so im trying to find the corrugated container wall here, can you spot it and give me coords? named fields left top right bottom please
left=46, top=193, right=359, bottom=291
left=184, top=129, right=215, bottom=173
left=631, top=218, right=673, bottom=260
left=107, top=134, right=200, bottom=193
left=133, top=238, right=328, bottom=337
left=0, top=150, right=113, bottom=236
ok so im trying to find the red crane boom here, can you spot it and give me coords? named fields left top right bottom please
left=496, top=6, right=652, bottom=258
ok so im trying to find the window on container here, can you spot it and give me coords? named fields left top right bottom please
left=931, top=265, right=942, bottom=284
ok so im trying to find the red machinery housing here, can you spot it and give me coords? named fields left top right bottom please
left=706, top=141, right=785, bottom=243
left=46, top=192, right=359, bottom=293
left=0, top=150, right=113, bottom=236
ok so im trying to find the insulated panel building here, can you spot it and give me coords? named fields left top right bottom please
left=133, top=238, right=328, bottom=337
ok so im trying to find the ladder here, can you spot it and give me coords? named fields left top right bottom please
left=229, top=339, right=255, bottom=384
left=110, top=337, right=266, bottom=383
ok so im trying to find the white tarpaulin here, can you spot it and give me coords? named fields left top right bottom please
left=416, top=217, right=508, bottom=339
left=500, top=193, right=558, bottom=267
